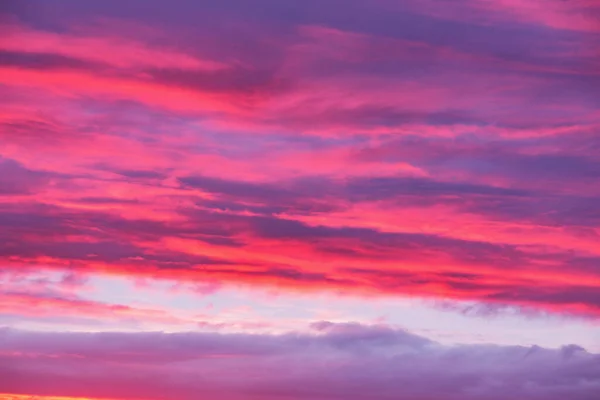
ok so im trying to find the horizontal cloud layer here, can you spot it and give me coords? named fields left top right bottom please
left=1, top=0, right=599, bottom=344
left=1, top=0, right=600, bottom=319
left=1, top=323, right=599, bottom=400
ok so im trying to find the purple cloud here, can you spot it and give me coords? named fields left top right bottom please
left=1, top=323, right=598, bottom=400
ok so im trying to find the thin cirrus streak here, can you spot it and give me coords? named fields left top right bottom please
left=1, top=0, right=600, bottom=399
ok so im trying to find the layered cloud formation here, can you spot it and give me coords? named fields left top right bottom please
left=1, top=0, right=600, bottom=399
left=2, top=323, right=600, bottom=400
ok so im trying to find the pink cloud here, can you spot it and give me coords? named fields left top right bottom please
left=1, top=21, right=227, bottom=70
left=1, top=0, right=599, bottom=321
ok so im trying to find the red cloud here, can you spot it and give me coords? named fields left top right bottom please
left=1, top=0, right=599, bottom=320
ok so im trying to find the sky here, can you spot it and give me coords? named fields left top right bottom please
left=0, top=0, right=599, bottom=399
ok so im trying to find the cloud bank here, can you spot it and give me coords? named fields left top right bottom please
left=2, top=323, right=599, bottom=400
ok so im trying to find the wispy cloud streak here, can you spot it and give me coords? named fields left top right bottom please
left=0, top=4, right=599, bottom=397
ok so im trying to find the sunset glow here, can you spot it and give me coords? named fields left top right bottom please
left=1, top=0, right=599, bottom=399
left=0, top=395, right=120, bottom=400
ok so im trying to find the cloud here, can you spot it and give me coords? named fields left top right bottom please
left=0, top=5, right=599, bottom=399
left=3, top=1, right=598, bottom=133
left=0, top=157, right=55, bottom=195
left=0, top=0, right=599, bottom=321
left=1, top=22, right=226, bottom=71
left=0, top=324, right=598, bottom=400
left=1, top=188, right=600, bottom=316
